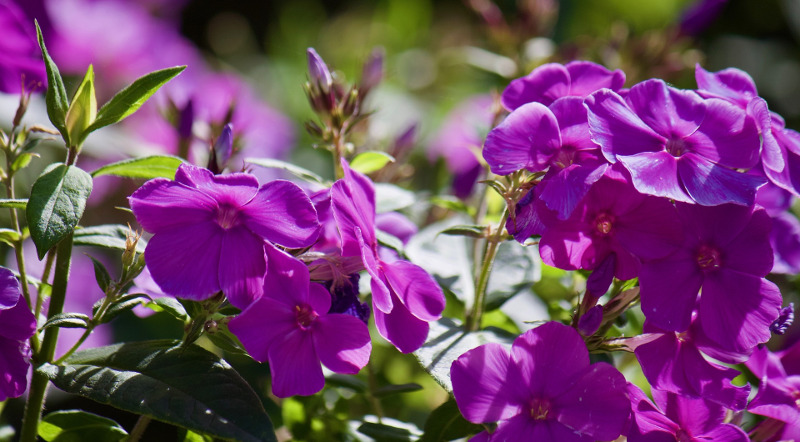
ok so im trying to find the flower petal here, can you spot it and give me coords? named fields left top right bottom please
left=0, top=267, right=21, bottom=310
left=618, top=152, right=695, bottom=203
left=129, top=178, right=216, bottom=233
left=688, top=98, right=760, bottom=169
left=228, top=296, right=296, bottom=362
left=218, top=227, right=266, bottom=309
left=373, top=294, right=429, bottom=353
left=585, top=89, right=665, bottom=160
left=450, top=342, right=521, bottom=423
left=381, top=260, right=445, bottom=322
left=483, top=102, right=562, bottom=175
left=639, top=251, right=702, bottom=332
left=262, top=243, right=313, bottom=306
left=331, top=162, right=377, bottom=256
left=502, top=63, right=570, bottom=110
left=313, top=313, right=371, bottom=374
left=0, top=336, right=31, bottom=400
left=626, top=79, right=704, bottom=139
left=677, top=153, right=765, bottom=206
left=357, top=227, right=392, bottom=314
left=242, top=180, right=320, bottom=248
left=0, top=296, right=36, bottom=342
left=268, top=329, right=324, bottom=397
left=554, top=363, right=629, bottom=441
left=565, top=61, right=625, bottom=98
left=144, top=222, right=223, bottom=300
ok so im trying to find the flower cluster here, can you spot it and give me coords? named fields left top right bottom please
left=449, top=60, right=799, bottom=440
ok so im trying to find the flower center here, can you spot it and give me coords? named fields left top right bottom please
left=529, top=397, right=551, bottom=421
left=593, top=212, right=615, bottom=236
left=696, top=244, right=722, bottom=270
left=215, top=203, right=240, bottom=230
left=295, top=304, right=319, bottom=329
left=666, top=137, right=686, bottom=157
left=552, top=147, right=576, bottom=170
left=675, top=429, right=693, bottom=442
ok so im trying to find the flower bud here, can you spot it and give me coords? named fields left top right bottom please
left=65, top=65, right=97, bottom=148
left=212, top=123, right=233, bottom=173
left=122, top=225, right=141, bottom=270
left=307, top=48, right=333, bottom=93
left=359, top=47, right=384, bottom=97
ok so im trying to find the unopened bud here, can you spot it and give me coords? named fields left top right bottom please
left=178, top=99, right=194, bottom=141
left=123, top=224, right=142, bottom=270
left=65, top=65, right=97, bottom=148
left=307, top=48, right=333, bottom=93
left=212, top=123, right=233, bottom=173
left=304, top=120, right=324, bottom=138
left=359, top=47, right=385, bottom=97
left=341, top=88, right=360, bottom=118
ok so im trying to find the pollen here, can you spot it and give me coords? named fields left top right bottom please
left=529, top=397, right=551, bottom=421
left=696, top=244, right=722, bottom=270
left=295, top=304, right=319, bottom=329
left=593, top=212, right=615, bottom=236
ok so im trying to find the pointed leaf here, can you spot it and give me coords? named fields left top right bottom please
left=39, top=410, right=127, bottom=442
left=350, top=152, right=395, bottom=174
left=74, top=224, right=147, bottom=253
left=357, top=423, right=415, bottom=441
left=373, top=383, right=423, bottom=397
left=38, top=340, right=276, bottom=442
left=35, top=21, right=70, bottom=144
left=245, top=158, right=326, bottom=185
left=0, top=228, right=20, bottom=246
left=419, top=399, right=484, bottom=442
left=91, top=155, right=184, bottom=180
left=87, top=255, right=111, bottom=292
left=413, top=318, right=515, bottom=393
left=65, top=65, right=97, bottom=146
left=429, top=196, right=476, bottom=216
left=146, top=297, right=189, bottom=321
left=41, top=313, right=91, bottom=330
left=86, top=66, right=186, bottom=133
left=27, top=164, right=93, bottom=259
left=98, top=293, right=152, bottom=325
left=0, top=199, right=28, bottom=209
left=438, top=224, right=486, bottom=239
left=11, top=153, right=39, bottom=172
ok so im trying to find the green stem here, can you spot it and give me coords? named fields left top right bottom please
left=35, top=249, right=56, bottom=322
left=366, top=361, right=384, bottom=422
left=19, top=233, right=74, bottom=442
left=332, top=128, right=345, bottom=180
left=465, top=207, right=509, bottom=331
left=126, top=415, right=152, bottom=442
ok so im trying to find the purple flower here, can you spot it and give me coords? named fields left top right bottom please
left=626, top=384, right=748, bottom=442
left=451, top=321, right=630, bottom=441
left=630, top=319, right=750, bottom=410
left=0, top=0, right=46, bottom=93
left=229, top=245, right=371, bottom=397
left=129, top=163, right=320, bottom=309
left=331, top=160, right=445, bottom=353
left=427, top=95, right=493, bottom=199
left=501, top=61, right=625, bottom=111
left=639, top=203, right=782, bottom=353
left=536, top=168, right=683, bottom=281
left=679, top=0, right=730, bottom=37
left=307, top=48, right=333, bottom=92
left=745, top=339, right=800, bottom=439
left=483, top=96, right=609, bottom=219
left=586, top=79, right=764, bottom=206
left=0, top=267, right=36, bottom=401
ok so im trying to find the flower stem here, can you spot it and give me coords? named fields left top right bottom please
left=127, top=415, right=152, bottom=442
left=19, top=233, right=74, bottom=442
left=465, top=207, right=509, bottom=331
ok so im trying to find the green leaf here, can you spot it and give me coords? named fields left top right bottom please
left=349, top=151, right=395, bottom=174
left=429, top=196, right=475, bottom=216
left=203, top=327, right=246, bottom=355
left=374, top=183, right=415, bottom=213
left=375, top=230, right=405, bottom=256
left=357, top=423, right=414, bottom=441
left=413, top=318, right=514, bottom=393
left=11, top=152, right=39, bottom=172
left=373, top=383, right=423, bottom=397
left=41, top=313, right=91, bottom=330
left=27, top=164, right=93, bottom=259
left=86, top=66, right=186, bottom=133
left=38, top=410, right=127, bottom=442
left=181, top=429, right=214, bottom=442
left=98, top=293, right=152, bottom=325
left=35, top=21, right=70, bottom=144
left=0, top=228, right=21, bottom=246
left=0, top=199, right=27, bottom=209
left=419, top=399, right=483, bottom=442
left=87, top=255, right=111, bottom=292
left=38, top=340, right=276, bottom=442
left=90, top=155, right=184, bottom=180
left=74, top=224, right=147, bottom=253
left=146, top=297, right=189, bottom=321
left=438, top=224, right=486, bottom=239
left=65, top=65, right=97, bottom=147
left=245, top=158, right=326, bottom=185
left=324, top=374, right=367, bottom=393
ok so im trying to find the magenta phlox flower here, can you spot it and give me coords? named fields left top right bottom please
left=484, top=96, right=609, bottom=220
left=536, top=168, right=683, bottom=281
left=630, top=319, right=750, bottom=410
left=626, top=383, right=748, bottom=442
left=744, top=342, right=800, bottom=439
left=427, top=95, right=493, bottom=199
left=501, top=61, right=625, bottom=111
left=228, top=246, right=371, bottom=398
left=0, top=267, right=36, bottom=401
left=586, top=79, right=765, bottom=206
left=639, top=203, right=781, bottom=354
left=130, top=163, right=320, bottom=309
left=0, top=0, right=46, bottom=93
left=331, top=160, right=445, bottom=353
left=451, top=321, right=630, bottom=442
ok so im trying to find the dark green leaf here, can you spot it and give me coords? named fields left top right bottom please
left=146, top=297, right=189, bottom=321
left=98, top=293, right=151, bottom=324
left=374, top=183, right=415, bottom=213
left=39, top=410, right=127, bottom=442
left=35, top=21, right=70, bottom=144
left=27, top=164, right=93, bottom=259
left=245, top=158, right=326, bottom=185
left=419, top=399, right=483, bottom=442
left=357, top=423, right=414, bottom=441
left=373, top=383, right=422, bottom=397
left=87, top=255, right=111, bottom=292
left=91, top=155, right=184, bottom=180
left=438, top=224, right=485, bottom=239
left=38, top=340, right=276, bottom=442
left=324, top=374, right=367, bottom=393
left=203, top=327, right=246, bottom=355
left=41, top=313, right=91, bottom=330
left=414, top=318, right=514, bottom=393
left=350, top=151, right=395, bottom=174
left=86, top=66, right=186, bottom=133
left=0, top=199, right=27, bottom=209
left=74, top=224, right=146, bottom=253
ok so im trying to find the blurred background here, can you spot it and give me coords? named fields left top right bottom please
left=4, top=0, right=800, bottom=439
